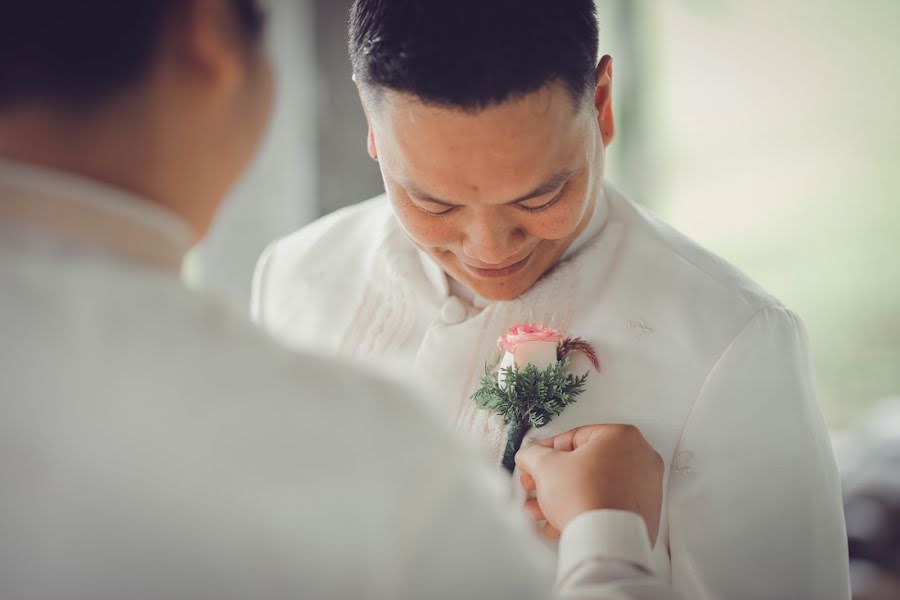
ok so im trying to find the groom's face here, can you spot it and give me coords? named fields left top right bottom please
left=366, top=75, right=613, bottom=301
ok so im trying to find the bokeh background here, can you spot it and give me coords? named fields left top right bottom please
left=196, top=0, right=899, bottom=431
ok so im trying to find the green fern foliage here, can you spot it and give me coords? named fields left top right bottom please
left=472, top=358, right=588, bottom=430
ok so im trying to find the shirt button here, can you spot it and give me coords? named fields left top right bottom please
left=440, top=297, right=468, bottom=325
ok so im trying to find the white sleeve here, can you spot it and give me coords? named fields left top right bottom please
left=556, top=511, right=683, bottom=599
left=667, top=306, right=850, bottom=598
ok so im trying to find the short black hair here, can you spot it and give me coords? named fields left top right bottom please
left=0, top=0, right=265, bottom=111
left=349, top=0, right=599, bottom=111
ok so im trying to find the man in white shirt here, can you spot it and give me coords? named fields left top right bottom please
left=0, top=1, right=679, bottom=598
left=252, top=0, right=851, bottom=597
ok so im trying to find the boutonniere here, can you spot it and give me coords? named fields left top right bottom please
left=471, top=324, right=600, bottom=473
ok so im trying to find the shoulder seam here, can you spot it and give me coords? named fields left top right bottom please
left=670, top=304, right=787, bottom=462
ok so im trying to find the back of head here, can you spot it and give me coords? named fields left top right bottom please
left=0, top=0, right=265, bottom=112
left=0, top=0, right=270, bottom=238
left=349, top=0, right=599, bottom=111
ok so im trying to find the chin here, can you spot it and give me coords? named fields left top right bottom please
left=468, top=278, right=535, bottom=302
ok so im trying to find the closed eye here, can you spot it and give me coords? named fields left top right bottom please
left=517, top=187, right=566, bottom=212
left=415, top=200, right=457, bottom=216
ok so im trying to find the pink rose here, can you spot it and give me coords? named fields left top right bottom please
left=497, top=324, right=563, bottom=354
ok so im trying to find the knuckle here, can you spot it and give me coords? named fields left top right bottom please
left=609, top=423, right=639, bottom=442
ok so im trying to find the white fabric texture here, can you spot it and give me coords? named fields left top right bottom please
left=253, top=183, right=851, bottom=599
left=0, top=163, right=681, bottom=599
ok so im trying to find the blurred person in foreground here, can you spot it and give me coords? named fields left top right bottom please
left=253, top=0, right=850, bottom=598
left=0, top=1, right=678, bottom=598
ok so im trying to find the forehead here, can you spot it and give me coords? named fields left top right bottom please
left=372, top=84, right=590, bottom=201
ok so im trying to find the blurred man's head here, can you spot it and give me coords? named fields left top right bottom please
left=350, top=0, right=613, bottom=301
left=0, top=0, right=273, bottom=239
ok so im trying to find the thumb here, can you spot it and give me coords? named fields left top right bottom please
left=515, top=442, right=557, bottom=477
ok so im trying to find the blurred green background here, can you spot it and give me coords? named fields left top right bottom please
left=597, top=0, right=900, bottom=427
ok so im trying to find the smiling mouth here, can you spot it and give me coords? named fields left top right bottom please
left=464, top=254, right=533, bottom=279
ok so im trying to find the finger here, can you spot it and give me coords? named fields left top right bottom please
left=519, top=471, right=536, bottom=492
left=572, top=425, right=602, bottom=449
left=575, top=423, right=652, bottom=451
left=541, top=521, right=562, bottom=540
left=532, top=429, right=576, bottom=452
left=534, top=436, right=554, bottom=448
left=523, top=497, right=545, bottom=522
left=569, top=423, right=636, bottom=451
left=515, top=442, right=555, bottom=475
left=552, top=429, right=577, bottom=451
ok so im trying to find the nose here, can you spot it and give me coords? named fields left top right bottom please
left=461, top=212, right=525, bottom=266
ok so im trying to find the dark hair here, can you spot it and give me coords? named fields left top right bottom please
left=349, top=0, right=599, bottom=111
left=0, top=0, right=265, bottom=111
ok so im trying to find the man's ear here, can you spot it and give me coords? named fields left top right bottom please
left=170, top=0, right=243, bottom=98
left=355, top=80, right=378, bottom=161
left=594, top=55, right=615, bottom=148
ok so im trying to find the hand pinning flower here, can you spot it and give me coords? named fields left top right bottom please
left=472, top=323, right=600, bottom=473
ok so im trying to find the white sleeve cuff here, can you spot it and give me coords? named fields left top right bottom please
left=557, top=509, right=654, bottom=583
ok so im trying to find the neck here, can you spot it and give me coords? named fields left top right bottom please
left=0, top=105, right=202, bottom=242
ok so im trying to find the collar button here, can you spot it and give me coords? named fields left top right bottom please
left=440, top=297, right=468, bottom=325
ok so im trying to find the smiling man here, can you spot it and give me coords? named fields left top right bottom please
left=371, top=80, right=605, bottom=302
left=252, top=1, right=850, bottom=597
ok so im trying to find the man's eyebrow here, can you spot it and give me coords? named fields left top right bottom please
left=403, top=169, right=575, bottom=207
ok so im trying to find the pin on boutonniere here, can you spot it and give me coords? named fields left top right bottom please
left=471, top=324, right=601, bottom=473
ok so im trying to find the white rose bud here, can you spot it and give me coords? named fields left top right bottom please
left=498, top=340, right=560, bottom=390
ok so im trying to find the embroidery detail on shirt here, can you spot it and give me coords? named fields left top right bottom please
left=673, top=450, right=694, bottom=474
left=629, top=319, right=654, bottom=335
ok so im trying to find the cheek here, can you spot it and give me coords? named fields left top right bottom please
left=526, top=194, right=591, bottom=241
